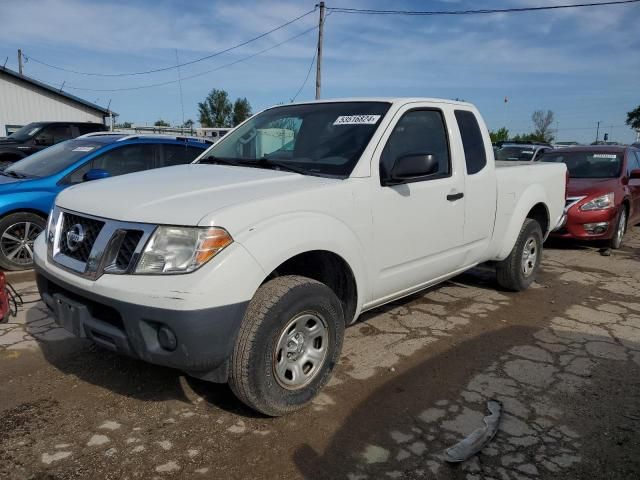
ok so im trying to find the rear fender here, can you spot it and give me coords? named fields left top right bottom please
left=492, top=184, right=549, bottom=261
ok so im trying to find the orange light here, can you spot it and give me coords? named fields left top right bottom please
left=195, top=228, right=233, bottom=265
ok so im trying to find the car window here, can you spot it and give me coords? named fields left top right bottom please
left=6, top=140, right=101, bottom=179
left=380, top=109, right=450, bottom=182
left=454, top=110, right=487, bottom=175
left=36, top=125, right=73, bottom=146
left=496, top=146, right=536, bottom=161
left=540, top=151, right=622, bottom=178
left=92, top=144, right=156, bottom=177
left=161, top=144, right=205, bottom=167
left=631, top=151, right=640, bottom=170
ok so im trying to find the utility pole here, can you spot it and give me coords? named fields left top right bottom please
left=595, top=121, right=601, bottom=143
left=315, top=2, right=325, bottom=100
left=17, top=49, right=23, bottom=75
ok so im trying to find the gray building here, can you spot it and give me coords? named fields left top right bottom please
left=0, top=67, right=113, bottom=136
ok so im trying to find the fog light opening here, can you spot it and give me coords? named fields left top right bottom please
left=157, top=326, right=178, bottom=351
left=583, top=222, right=609, bottom=235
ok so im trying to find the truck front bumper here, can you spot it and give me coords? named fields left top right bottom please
left=36, top=266, right=248, bottom=382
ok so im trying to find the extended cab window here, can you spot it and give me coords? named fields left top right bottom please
left=380, top=109, right=450, bottom=182
left=454, top=110, right=487, bottom=174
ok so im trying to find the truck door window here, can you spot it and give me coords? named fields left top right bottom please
left=454, top=110, right=487, bottom=174
left=35, top=125, right=72, bottom=146
left=380, top=109, right=450, bottom=183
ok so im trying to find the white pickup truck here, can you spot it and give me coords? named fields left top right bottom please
left=34, top=98, right=566, bottom=416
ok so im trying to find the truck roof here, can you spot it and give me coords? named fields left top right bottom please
left=286, top=97, right=474, bottom=108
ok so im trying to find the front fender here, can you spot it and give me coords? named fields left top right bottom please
left=0, top=191, right=56, bottom=218
left=492, top=184, right=550, bottom=261
left=234, top=212, right=369, bottom=316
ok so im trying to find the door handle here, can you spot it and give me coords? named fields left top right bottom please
left=447, top=192, right=464, bottom=201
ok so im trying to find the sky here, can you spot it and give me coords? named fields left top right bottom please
left=1, top=0, right=639, bottom=143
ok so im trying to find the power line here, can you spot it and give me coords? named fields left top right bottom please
left=327, top=0, right=640, bottom=16
left=291, top=49, right=317, bottom=102
left=23, top=8, right=317, bottom=77
left=57, top=26, right=318, bottom=92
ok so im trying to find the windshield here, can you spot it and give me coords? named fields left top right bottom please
left=539, top=151, right=622, bottom=178
left=6, top=123, right=43, bottom=142
left=197, top=102, right=391, bottom=178
left=495, top=146, right=537, bottom=161
left=4, top=140, right=101, bottom=178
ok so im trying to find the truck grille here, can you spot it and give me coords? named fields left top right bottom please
left=50, top=208, right=155, bottom=279
left=114, top=230, right=144, bottom=270
left=59, top=213, right=105, bottom=262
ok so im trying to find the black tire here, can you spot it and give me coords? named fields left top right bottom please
left=496, top=218, right=543, bottom=292
left=229, top=275, right=345, bottom=416
left=0, top=212, right=46, bottom=271
left=609, top=206, right=627, bottom=249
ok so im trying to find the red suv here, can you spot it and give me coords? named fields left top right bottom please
left=539, top=146, right=640, bottom=248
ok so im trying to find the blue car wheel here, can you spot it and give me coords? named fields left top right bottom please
left=0, top=212, right=46, bottom=271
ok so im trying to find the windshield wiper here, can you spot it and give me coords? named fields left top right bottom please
left=198, top=155, right=243, bottom=167
left=249, top=157, right=307, bottom=175
left=1, top=170, right=27, bottom=179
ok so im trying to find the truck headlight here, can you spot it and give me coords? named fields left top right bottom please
left=580, top=192, right=615, bottom=211
left=135, top=226, right=232, bottom=274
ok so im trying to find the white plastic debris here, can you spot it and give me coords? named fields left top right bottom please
left=443, top=400, right=502, bottom=463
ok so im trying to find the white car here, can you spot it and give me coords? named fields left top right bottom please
left=34, top=98, right=566, bottom=416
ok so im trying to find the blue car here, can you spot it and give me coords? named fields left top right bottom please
left=0, top=133, right=210, bottom=270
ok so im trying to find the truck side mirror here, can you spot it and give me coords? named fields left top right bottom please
left=385, top=154, right=439, bottom=185
left=83, top=168, right=111, bottom=182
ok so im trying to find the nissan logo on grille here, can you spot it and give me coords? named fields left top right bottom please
left=66, top=224, right=85, bottom=252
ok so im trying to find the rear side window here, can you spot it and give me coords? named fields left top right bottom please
left=455, top=110, right=487, bottom=175
left=161, top=144, right=205, bottom=167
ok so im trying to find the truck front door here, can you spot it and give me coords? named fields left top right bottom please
left=371, top=105, right=467, bottom=301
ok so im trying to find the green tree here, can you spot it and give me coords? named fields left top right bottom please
left=232, top=98, right=252, bottom=126
left=115, top=121, right=132, bottom=129
left=154, top=119, right=170, bottom=127
left=182, top=119, right=195, bottom=130
left=489, top=127, right=509, bottom=143
left=626, top=105, right=640, bottom=131
left=531, top=110, right=555, bottom=143
left=198, top=89, right=232, bottom=127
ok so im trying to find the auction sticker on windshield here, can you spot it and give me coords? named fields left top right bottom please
left=72, top=146, right=95, bottom=152
left=593, top=154, right=618, bottom=159
left=333, top=115, right=381, bottom=125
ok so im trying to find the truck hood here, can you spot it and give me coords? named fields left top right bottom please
left=567, top=177, right=619, bottom=197
left=56, top=164, right=338, bottom=225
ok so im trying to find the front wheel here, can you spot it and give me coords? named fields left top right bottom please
left=0, top=212, right=46, bottom=271
left=609, top=207, right=627, bottom=249
left=229, top=275, right=345, bottom=416
left=496, top=218, right=543, bottom=291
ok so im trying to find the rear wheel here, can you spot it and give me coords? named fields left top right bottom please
left=0, top=213, right=46, bottom=271
left=496, top=218, right=543, bottom=291
left=609, top=207, right=627, bottom=249
left=229, top=275, right=344, bottom=416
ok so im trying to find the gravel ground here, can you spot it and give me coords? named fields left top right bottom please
left=1, top=229, right=639, bottom=479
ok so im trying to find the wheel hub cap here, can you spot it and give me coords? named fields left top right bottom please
left=521, top=237, right=537, bottom=277
left=273, top=312, right=329, bottom=390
